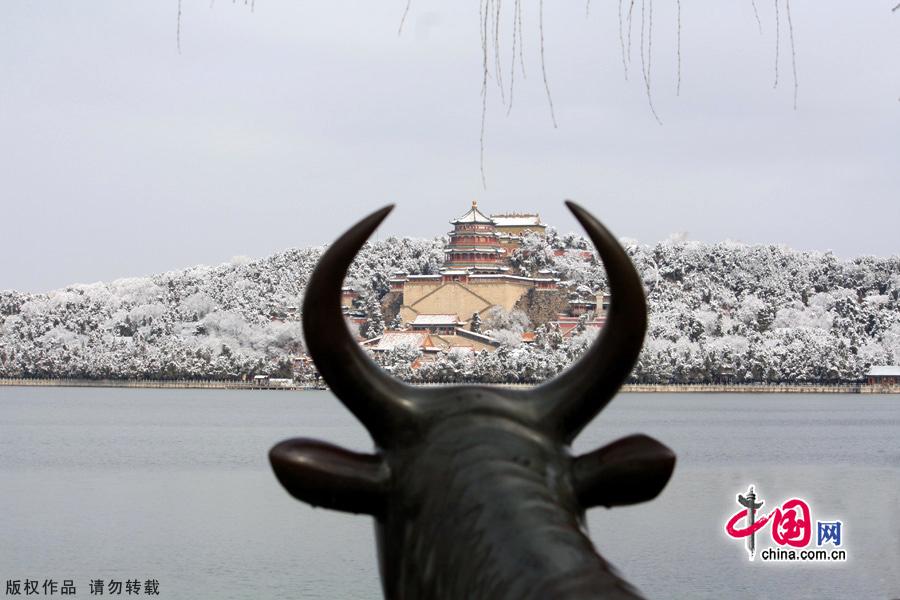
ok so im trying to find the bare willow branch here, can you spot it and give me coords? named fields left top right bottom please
left=786, top=0, right=798, bottom=109
left=398, top=0, right=412, bottom=35
left=517, top=0, right=526, bottom=77
left=640, top=0, right=646, bottom=93
left=773, top=0, right=780, bottom=89
left=676, top=0, right=682, bottom=96
left=539, top=0, right=558, bottom=128
left=508, top=0, right=520, bottom=115
left=177, top=0, right=183, bottom=54
left=626, top=0, right=636, bottom=71
left=480, top=0, right=490, bottom=188
left=618, top=0, right=629, bottom=80
left=750, top=0, right=763, bottom=33
left=494, top=0, right=506, bottom=106
left=480, top=0, right=488, bottom=98
left=647, top=0, right=661, bottom=122
left=640, top=0, right=662, bottom=124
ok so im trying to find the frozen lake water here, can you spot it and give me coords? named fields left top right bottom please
left=1, top=387, right=898, bottom=599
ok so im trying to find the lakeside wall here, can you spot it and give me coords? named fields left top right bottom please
left=621, top=383, right=880, bottom=394
left=1, top=378, right=898, bottom=394
left=0, top=378, right=307, bottom=391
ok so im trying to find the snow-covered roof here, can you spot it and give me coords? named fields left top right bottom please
left=467, top=274, right=554, bottom=282
left=446, top=246, right=505, bottom=253
left=370, top=332, right=430, bottom=351
left=455, top=329, right=500, bottom=345
left=449, top=346, right=475, bottom=355
left=411, top=314, right=461, bottom=326
left=490, top=214, right=543, bottom=227
left=451, top=201, right=493, bottom=225
left=550, top=318, right=605, bottom=335
left=452, top=230, right=499, bottom=238
left=868, top=365, right=900, bottom=377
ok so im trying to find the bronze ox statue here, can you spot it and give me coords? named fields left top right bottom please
left=270, top=202, right=676, bottom=599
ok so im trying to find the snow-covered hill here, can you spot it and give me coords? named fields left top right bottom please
left=1, top=231, right=898, bottom=383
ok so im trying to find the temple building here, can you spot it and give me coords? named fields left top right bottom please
left=866, top=366, right=900, bottom=386
left=490, top=212, right=547, bottom=253
left=444, top=201, right=508, bottom=272
left=386, top=202, right=560, bottom=330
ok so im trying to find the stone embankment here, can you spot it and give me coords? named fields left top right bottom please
left=0, top=378, right=313, bottom=391
left=621, top=383, right=895, bottom=394
left=411, top=382, right=899, bottom=393
left=0, top=379, right=897, bottom=393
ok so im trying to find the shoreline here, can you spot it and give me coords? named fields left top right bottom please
left=0, top=378, right=897, bottom=394
left=0, top=378, right=307, bottom=391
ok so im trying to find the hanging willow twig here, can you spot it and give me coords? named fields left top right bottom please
left=494, top=0, right=506, bottom=106
left=480, top=0, right=490, bottom=188
left=538, top=0, right=558, bottom=128
left=430, top=0, right=804, bottom=184
left=750, top=0, right=763, bottom=33
left=507, top=0, right=521, bottom=114
left=675, top=0, right=681, bottom=96
left=177, top=0, right=183, bottom=54
left=398, top=0, right=412, bottom=35
left=640, top=0, right=662, bottom=124
left=785, top=0, right=798, bottom=109
left=618, top=0, right=629, bottom=80
left=773, top=0, right=780, bottom=89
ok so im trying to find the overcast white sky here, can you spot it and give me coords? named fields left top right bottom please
left=1, top=1, right=897, bottom=292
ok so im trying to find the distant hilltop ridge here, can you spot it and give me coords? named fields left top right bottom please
left=0, top=202, right=898, bottom=383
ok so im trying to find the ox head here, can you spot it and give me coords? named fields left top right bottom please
left=270, top=202, right=675, bottom=599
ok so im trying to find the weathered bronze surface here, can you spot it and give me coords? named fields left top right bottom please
left=270, top=202, right=676, bottom=599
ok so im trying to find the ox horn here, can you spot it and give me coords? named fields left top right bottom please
left=302, top=205, right=418, bottom=447
left=526, top=201, right=647, bottom=443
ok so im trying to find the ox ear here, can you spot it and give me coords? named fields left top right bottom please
left=572, top=434, right=675, bottom=509
left=269, top=439, right=390, bottom=516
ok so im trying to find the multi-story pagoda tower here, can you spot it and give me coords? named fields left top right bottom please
left=444, top=201, right=507, bottom=273
left=388, top=200, right=559, bottom=330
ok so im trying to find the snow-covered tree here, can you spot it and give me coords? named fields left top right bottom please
left=470, top=312, right=482, bottom=333
left=1, top=232, right=898, bottom=384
